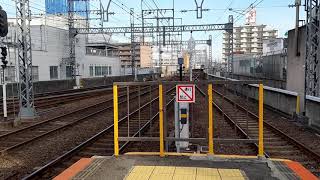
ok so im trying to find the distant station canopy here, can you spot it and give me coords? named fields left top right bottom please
left=45, top=0, right=90, bottom=17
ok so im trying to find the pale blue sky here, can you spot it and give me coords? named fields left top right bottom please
left=0, top=0, right=304, bottom=60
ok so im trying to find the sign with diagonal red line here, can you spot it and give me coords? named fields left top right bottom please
left=176, top=84, right=195, bottom=103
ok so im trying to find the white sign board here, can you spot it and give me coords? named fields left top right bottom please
left=263, top=38, right=284, bottom=55
left=245, top=8, right=256, bottom=25
left=176, top=84, right=195, bottom=103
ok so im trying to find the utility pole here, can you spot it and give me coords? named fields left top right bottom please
left=16, top=0, right=36, bottom=119
left=208, top=35, right=212, bottom=75
left=130, top=8, right=137, bottom=81
left=68, top=0, right=80, bottom=88
left=188, top=33, right=195, bottom=81
left=289, top=0, right=301, bottom=56
left=228, top=15, right=234, bottom=76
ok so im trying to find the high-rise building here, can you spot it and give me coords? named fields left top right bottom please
left=45, top=0, right=89, bottom=17
left=222, top=25, right=278, bottom=62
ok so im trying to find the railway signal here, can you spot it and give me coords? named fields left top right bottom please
left=0, top=7, right=8, bottom=37
left=1, top=47, right=8, bottom=69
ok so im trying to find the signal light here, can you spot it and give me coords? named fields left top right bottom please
left=0, top=47, right=8, bottom=69
left=0, top=8, right=8, bottom=37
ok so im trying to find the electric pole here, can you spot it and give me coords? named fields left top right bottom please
left=16, top=0, right=36, bottom=119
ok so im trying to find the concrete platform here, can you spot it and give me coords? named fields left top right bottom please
left=53, top=153, right=318, bottom=180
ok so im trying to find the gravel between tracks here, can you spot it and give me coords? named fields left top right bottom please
left=222, top=88, right=320, bottom=155
left=0, top=88, right=157, bottom=179
left=0, top=92, right=115, bottom=134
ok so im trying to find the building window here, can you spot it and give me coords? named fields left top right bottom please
left=66, top=66, right=73, bottom=78
left=102, top=66, right=108, bottom=76
left=95, top=66, right=102, bottom=76
left=32, top=66, right=39, bottom=81
left=89, top=66, right=94, bottom=77
left=109, top=66, right=112, bottom=75
left=50, top=66, right=58, bottom=80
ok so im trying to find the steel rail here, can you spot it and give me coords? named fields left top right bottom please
left=213, top=87, right=320, bottom=162
left=0, top=87, right=152, bottom=154
left=22, top=86, right=176, bottom=180
left=195, top=85, right=263, bottom=156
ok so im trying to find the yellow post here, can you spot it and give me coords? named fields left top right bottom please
left=208, top=84, right=214, bottom=155
left=159, top=84, right=165, bottom=157
left=113, top=84, right=119, bottom=157
left=296, top=95, right=300, bottom=114
left=258, top=84, right=264, bottom=157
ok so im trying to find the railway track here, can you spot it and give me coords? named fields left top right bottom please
left=0, top=86, right=155, bottom=156
left=210, top=84, right=320, bottom=177
left=22, top=86, right=175, bottom=180
left=195, top=85, right=256, bottom=155
left=0, top=86, right=117, bottom=118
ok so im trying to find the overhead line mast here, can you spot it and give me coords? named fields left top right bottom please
left=16, top=0, right=36, bottom=119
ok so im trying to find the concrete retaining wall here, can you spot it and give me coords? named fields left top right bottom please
left=306, top=96, right=320, bottom=128
left=81, top=74, right=156, bottom=88
left=208, top=74, right=320, bottom=129
left=1, top=74, right=157, bottom=98
left=1, top=79, right=75, bottom=97
left=232, top=74, right=286, bottom=89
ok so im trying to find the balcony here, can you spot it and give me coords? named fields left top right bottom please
left=86, top=47, right=106, bottom=57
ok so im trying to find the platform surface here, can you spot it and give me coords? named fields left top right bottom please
left=54, top=154, right=318, bottom=180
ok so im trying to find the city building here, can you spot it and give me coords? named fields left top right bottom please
left=5, top=20, right=121, bottom=82
left=117, top=43, right=153, bottom=69
left=222, top=25, right=278, bottom=61
left=45, top=0, right=89, bottom=17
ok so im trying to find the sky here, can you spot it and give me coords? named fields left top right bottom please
left=0, top=0, right=305, bottom=60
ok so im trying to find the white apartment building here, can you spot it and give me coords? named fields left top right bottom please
left=222, top=25, right=278, bottom=62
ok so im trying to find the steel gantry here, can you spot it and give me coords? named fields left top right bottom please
left=141, top=39, right=212, bottom=46
left=75, top=21, right=233, bottom=73
left=76, top=23, right=233, bottom=34
left=15, top=0, right=36, bottom=118
left=305, top=0, right=320, bottom=97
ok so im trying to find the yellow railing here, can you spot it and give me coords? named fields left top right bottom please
left=258, top=84, right=264, bottom=156
left=113, top=85, right=119, bottom=156
left=208, top=84, right=214, bottom=155
left=112, top=82, right=264, bottom=158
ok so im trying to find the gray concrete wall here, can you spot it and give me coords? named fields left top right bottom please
left=81, top=74, right=156, bottom=88
left=286, top=26, right=306, bottom=111
left=232, top=74, right=286, bottom=89
left=1, top=79, right=75, bottom=97
left=306, top=96, right=320, bottom=128
left=246, top=84, right=297, bottom=115
left=208, top=74, right=320, bottom=129
left=1, top=74, right=157, bottom=98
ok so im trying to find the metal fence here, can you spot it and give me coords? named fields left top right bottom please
left=113, top=80, right=265, bottom=157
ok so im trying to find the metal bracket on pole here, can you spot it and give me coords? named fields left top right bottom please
left=194, top=0, right=205, bottom=19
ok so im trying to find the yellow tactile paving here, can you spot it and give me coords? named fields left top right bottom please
left=220, top=177, right=245, bottom=180
left=125, top=172, right=150, bottom=180
left=197, top=168, right=219, bottom=176
left=196, top=175, right=221, bottom=180
left=153, top=166, right=176, bottom=174
left=124, top=166, right=246, bottom=180
left=149, top=173, right=174, bottom=180
left=218, top=169, right=243, bottom=177
left=172, top=174, right=196, bottom=180
left=175, top=167, right=197, bottom=175
left=130, top=165, right=155, bottom=174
